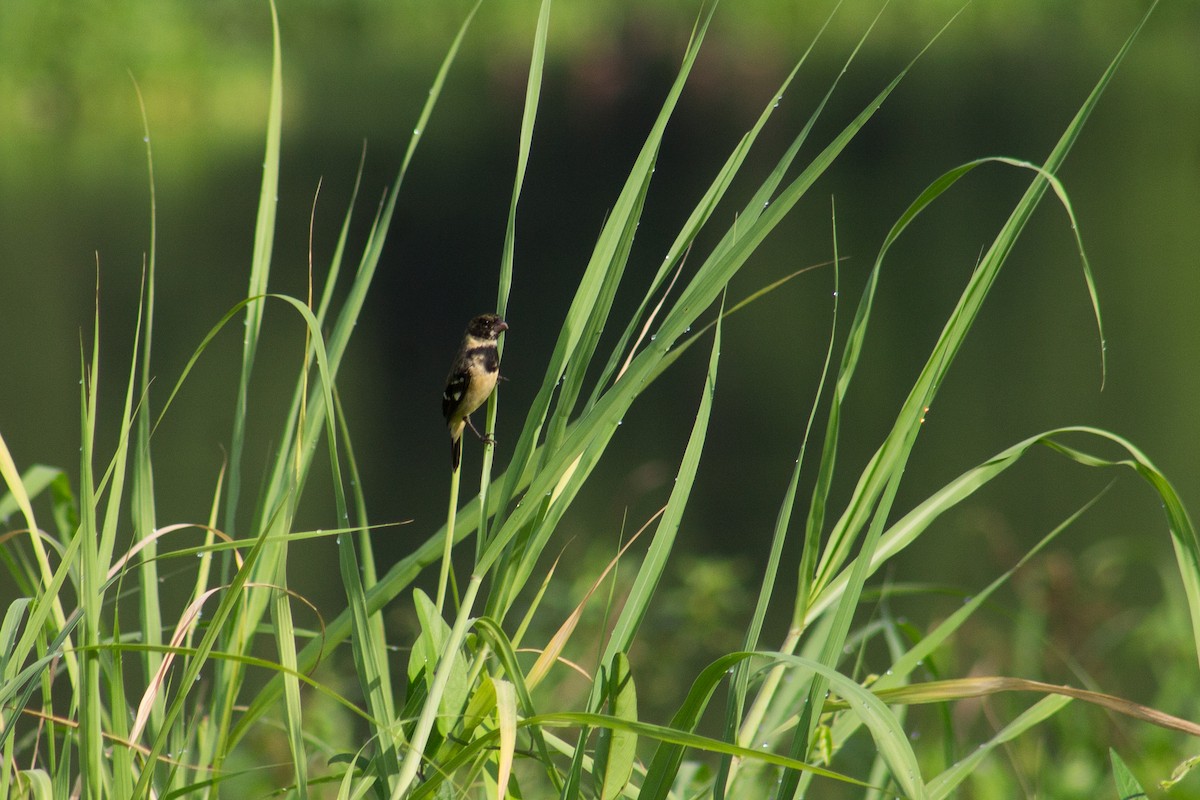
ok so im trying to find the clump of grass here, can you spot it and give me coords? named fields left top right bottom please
left=1, top=1, right=1195, bottom=798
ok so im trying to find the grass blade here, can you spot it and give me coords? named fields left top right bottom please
left=224, top=0, right=283, bottom=535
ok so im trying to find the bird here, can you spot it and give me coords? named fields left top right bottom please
left=442, top=313, right=508, bottom=470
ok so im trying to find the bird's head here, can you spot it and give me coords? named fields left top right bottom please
left=467, top=313, right=508, bottom=340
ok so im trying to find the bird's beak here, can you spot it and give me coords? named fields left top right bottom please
left=495, top=320, right=509, bottom=333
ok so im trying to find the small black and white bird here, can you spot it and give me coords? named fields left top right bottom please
left=442, top=313, right=508, bottom=470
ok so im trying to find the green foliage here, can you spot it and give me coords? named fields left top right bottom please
left=1, top=1, right=1196, bottom=799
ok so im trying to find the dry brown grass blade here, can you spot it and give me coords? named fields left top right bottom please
left=524, top=505, right=665, bottom=689
left=829, top=676, right=1200, bottom=738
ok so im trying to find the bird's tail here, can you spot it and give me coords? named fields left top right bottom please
left=450, top=435, right=463, bottom=471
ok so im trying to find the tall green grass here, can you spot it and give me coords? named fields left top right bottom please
left=2, top=1, right=1195, bottom=798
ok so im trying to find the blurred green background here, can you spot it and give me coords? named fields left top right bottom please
left=1, top=0, right=1197, bottom=736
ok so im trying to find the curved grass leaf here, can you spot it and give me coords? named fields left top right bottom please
left=924, top=695, right=1071, bottom=799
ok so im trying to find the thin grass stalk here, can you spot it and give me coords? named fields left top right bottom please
left=130, top=79, right=166, bottom=749
left=272, top=556, right=308, bottom=798
left=438, top=467, right=462, bottom=615
left=223, top=0, right=282, bottom=538
left=492, top=0, right=548, bottom=318
left=181, top=469, right=225, bottom=780
left=333, top=389, right=400, bottom=770
left=199, top=3, right=285, bottom=782
left=91, top=257, right=154, bottom=797
left=106, top=606, right=133, bottom=799
left=481, top=8, right=550, bottom=556
left=76, top=282, right=110, bottom=798
left=720, top=226, right=841, bottom=797
left=276, top=340, right=311, bottom=796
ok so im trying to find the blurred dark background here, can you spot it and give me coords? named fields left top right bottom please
left=1, top=0, right=1197, bottom=702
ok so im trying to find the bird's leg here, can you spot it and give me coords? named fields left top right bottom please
left=464, top=415, right=495, bottom=445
